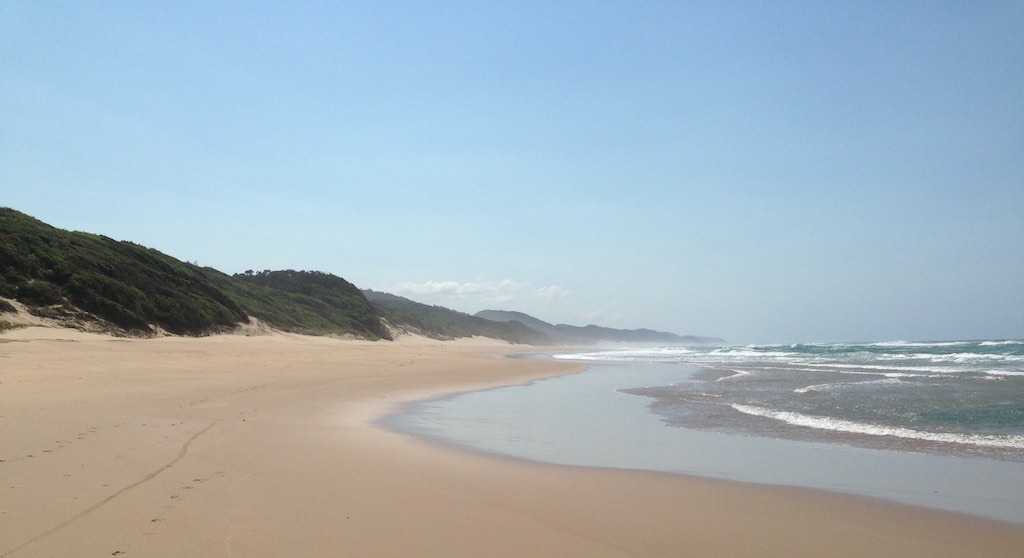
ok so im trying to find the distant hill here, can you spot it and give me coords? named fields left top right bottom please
left=364, top=290, right=554, bottom=344
left=475, top=309, right=723, bottom=345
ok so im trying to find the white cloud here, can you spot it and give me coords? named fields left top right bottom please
left=389, top=279, right=525, bottom=297
left=535, top=285, right=570, bottom=300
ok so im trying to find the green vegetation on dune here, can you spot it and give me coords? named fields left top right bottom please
left=0, top=208, right=246, bottom=334
left=0, top=208, right=386, bottom=339
left=223, top=270, right=389, bottom=340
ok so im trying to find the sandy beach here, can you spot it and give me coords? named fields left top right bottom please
left=2, top=328, right=1023, bottom=557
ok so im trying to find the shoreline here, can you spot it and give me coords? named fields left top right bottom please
left=388, top=358, right=1024, bottom=524
left=3, top=328, right=1023, bottom=557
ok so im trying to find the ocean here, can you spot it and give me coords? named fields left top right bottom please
left=386, top=339, right=1024, bottom=523
left=568, top=340, right=1024, bottom=461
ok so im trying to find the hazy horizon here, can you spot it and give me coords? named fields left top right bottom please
left=4, top=2, right=1022, bottom=344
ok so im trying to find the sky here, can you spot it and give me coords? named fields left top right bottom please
left=2, top=2, right=1023, bottom=344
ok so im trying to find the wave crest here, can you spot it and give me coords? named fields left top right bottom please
left=731, top=404, right=1024, bottom=450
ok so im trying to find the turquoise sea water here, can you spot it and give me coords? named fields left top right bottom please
left=386, top=340, right=1024, bottom=523
left=567, top=340, right=1024, bottom=461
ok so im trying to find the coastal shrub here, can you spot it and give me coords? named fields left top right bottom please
left=0, top=208, right=248, bottom=335
left=18, top=280, right=64, bottom=306
left=230, top=269, right=390, bottom=340
left=1, top=208, right=395, bottom=339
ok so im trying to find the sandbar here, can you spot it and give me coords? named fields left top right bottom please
left=2, top=328, right=1022, bottom=557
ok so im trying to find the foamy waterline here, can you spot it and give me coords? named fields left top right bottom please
left=731, top=404, right=1024, bottom=450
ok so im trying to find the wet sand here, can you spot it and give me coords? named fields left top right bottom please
left=2, top=328, right=1022, bottom=557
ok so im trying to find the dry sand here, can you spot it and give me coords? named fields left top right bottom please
left=1, top=327, right=1022, bottom=557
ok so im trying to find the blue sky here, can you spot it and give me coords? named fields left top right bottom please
left=3, top=2, right=1022, bottom=343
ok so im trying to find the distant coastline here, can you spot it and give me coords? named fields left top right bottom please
left=1, top=208, right=717, bottom=344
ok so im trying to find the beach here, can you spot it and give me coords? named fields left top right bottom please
left=2, top=329, right=1023, bottom=557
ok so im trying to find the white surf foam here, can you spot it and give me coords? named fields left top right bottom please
left=731, top=404, right=1024, bottom=450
